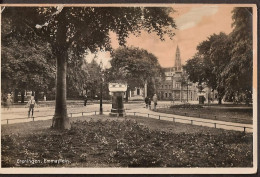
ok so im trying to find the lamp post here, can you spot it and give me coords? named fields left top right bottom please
left=99, top=61, right=103, bottom=115
left=171, top=75, right=174, bottom=104
left=187, top=81, right=189, bottom=102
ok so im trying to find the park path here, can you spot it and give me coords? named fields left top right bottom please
left=126, top=107, right=253, bottom=133
left=1, top=102, right=253, bottom=133
left=1, top=102, right=143, bottom=125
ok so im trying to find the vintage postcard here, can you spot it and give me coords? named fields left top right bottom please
left=0, top=3, right=257, bottom=174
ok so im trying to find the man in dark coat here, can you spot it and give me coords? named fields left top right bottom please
left=145, top=96, right=149, bottom=108
left=84, top=94, right=88, bottom=106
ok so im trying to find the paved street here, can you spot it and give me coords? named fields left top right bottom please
left=1, top=101, right=253, bottom=133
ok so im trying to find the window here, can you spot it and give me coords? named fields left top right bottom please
left=165, top=85, right=167, bottom=89
left=169, top=93, right=172, bottom=97
left=165, top=93, right=168, bottom=98
left=137, top=88, right=140, bottom=95
left=162, top=85, right=164, bottom=89
left=176, top=83, right=180, bottom=88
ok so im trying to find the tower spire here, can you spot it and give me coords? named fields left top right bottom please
left=175, top=45, right=181, bottom=71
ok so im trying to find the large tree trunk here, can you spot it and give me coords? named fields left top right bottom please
left=52, top=50, right=71, bottom=129
left=51, top=9, right=71, bottom=130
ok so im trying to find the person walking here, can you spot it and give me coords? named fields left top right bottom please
left=84, top=94, right=88, bottom=106
left=2, top=94, right=7, bottom=110
left=144, top=96, right=149, bottom=109
left=27, top=96, right=37, bottom=118
left=152, top=94, right=158, bottom=111
left=6, top=93, right=12, bottom=110
left=148, top=98, right=151, bottom=110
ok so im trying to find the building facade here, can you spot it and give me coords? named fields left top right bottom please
left=157, top=46, right=198, bottom=101
left=126, top=46, right=217, bottom=103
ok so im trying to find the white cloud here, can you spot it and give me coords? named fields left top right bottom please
left=176, top=5, right=219, bottom=30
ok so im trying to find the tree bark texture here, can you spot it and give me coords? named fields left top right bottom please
left=51, top=10, right=71, bottom=129
left=52, top=50, right=71, bottom=129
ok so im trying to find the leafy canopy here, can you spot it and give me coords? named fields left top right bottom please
left=184, top=7, right=253, bottom=102
left=107, top=46, right=165, bottom=90
left=3, top=7, right=176, bottom=55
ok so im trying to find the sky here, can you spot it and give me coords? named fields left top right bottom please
left=85, top=5, right=235, bottom=69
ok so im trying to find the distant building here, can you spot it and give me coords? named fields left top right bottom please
left=157, top=45, right=198, bottom=101
left=123, top=46, right=218, bottom=103
left=128, top=87, right=144, bottom=100
left=124, top=45, right=218, bottom=102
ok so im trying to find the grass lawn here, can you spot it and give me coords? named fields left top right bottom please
left=2, top=115, right=253, bottom=167
left=157, top=104, right=252, bottom=124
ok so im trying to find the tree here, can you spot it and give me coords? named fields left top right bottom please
left=107, top=46, right=165, bottom=101
left=1, top=35, right=56, bottom=103
left=184, top=33, right=232, bottom=104
left=198, top=32, right=232, bottom=104
left=221, top=7, right=253, bottom=103
left=183, top=54, right=206, bottom=86
left=84, top=59, right=103, bottom=100
left=3, top=7, right=176, bottom=129
left=66, top=51, right=90, bottom=99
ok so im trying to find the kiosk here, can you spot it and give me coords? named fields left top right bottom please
left=108, top=83, right=127, bottom=117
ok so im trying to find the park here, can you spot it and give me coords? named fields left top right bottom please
left=1, top=5, right=254, bottom=169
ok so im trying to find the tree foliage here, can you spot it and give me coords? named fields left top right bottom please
left=83, top=59, right=104, bottom=99
left=184, top=7, right=253, bottom=104
left=107, top=46, right=165, bottom=99
left=2, top=6, right=176, bottom=129
left=184, top=32, right=232, bottom=102
left=221, top=7, right=253, bottom=99
left=183, top=54, right=205, bottom=85
left=1, top=31, right=56, bottom=96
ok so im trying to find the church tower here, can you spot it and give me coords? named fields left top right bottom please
left=175, top=45, right=182, bottom=71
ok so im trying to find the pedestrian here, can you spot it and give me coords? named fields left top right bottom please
left=43, top=95, right=46, bottom=101
left=2, top=94, right=7, bottom=110
left=144, top=96, right=149, bottom=108
left=84, top=94, right=88, bottom=106
left=27, top=96, right=37, bottom=118
left=148, top=98, right=151, bottom=110
left=6, top=93, right=12, bottom=110
left=152, top=94, right=158, bottom=111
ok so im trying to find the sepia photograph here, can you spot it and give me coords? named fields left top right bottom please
left=0, top=3, right=257, bottom=174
